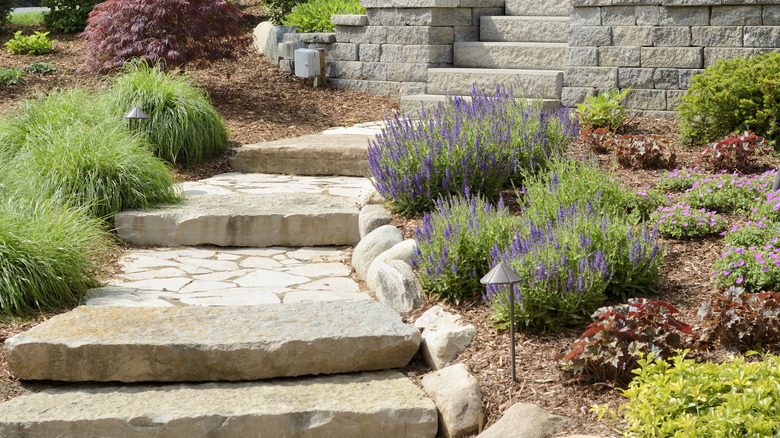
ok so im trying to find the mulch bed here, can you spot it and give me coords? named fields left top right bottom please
left=2, top=5, right=780, bottom=436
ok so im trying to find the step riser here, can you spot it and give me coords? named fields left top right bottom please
left=426, top=69, right=562, bottom=99
left=454, top=43, right=567, bottom=70
left=400, top=95, right=561, bottom=117
left=0, top=372, right=438, bottom=438
left=6, top=302, right=420, bottom=382
left=505, top=0, right=572, bottom=16
left=480, top=16, right=568, bottom=43
left=115, top=193, right=360, bottom=248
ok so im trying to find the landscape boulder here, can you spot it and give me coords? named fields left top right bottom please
left=359, top=204, right=393, bottom=239
left=366, top=239, right=418, bottom=290
left=351, top=225, right=403, bottom=280
left=476, top=403, right=569, bottom=438
left=375, top=260, right=424, bottom=314
left=360, top=180, right=386, bottom=207
left=414, top=305, right=476, bottom=370
left=421, top=363, right=482, bottom=438
left=251, top=22, right=296, bottom=64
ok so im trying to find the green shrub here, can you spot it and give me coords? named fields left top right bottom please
left=104, top=61, right=228, bottom=165
left=264, top=0, right=306, bottom=25
left=0, top=88, right=182, bottom=219
left=411, top=194, right=517, bottom=304
left=678, top=52, right=780, bottom=146
left=283, top=0, right=366, bottom=32
left=576, top=88, right=629, bottom=131
left=0, top=0, right=12, bottom=27
left=42, top=0, right=101, bottom=32
left=5, top=31, right=55, bottom=55
left=650, top=203, right=726, bottom=240
left=603, top=353, right=780, bottom=437
left=26, top=61, right=56, bottom=74
left=0, top=195, right=112, bottom=316
left=0, top=67, right=24, bottom=86
left=8, top=10, right=44, bottom=26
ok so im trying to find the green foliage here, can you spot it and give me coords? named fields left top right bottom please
left=411, top=195, right=517, bottom=304
left=0, top=66, right=24, bottom=85
left=558, top=299, right=692, bottom=384
left=698, top=287, right=780, bottom=351
left=0, top=88, right=182, bottom=219
left=42, top=0, right=101, bottom=32
left=576, top=88, right=629, bottom=131
left=104, top=61, right=228, bottom=165
left=650, top=203, right=726, bottom=240
left=283, top=0, right=365, bottom=32
left=8, top=10, right=44, bottom=26
left=656, top=168, right=708, bottom=192
left=263, top=0, right=306, bottom=25
left=5, top=30, right=55, bottom=55
left=696, top=131, right=773, bottom=171
left=26, top=61, right=56, bottom=74
left=678, top=52, right=780, bottom=146
left=612, top=352, right=780, bottom=437
left=0, top=0, right=12, bottom=27
left=713, top=238, right=780, bottom=293
left=0, top=195, right=112, bottom=316
left=682, top=170, right=775, bottom=215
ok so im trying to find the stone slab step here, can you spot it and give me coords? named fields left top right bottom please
left=5, top=301, right=420, bottom=382
left=454, top=42, right=567, bottom=70
left=0, top=371, right=438, bottom=438
left=115, top=192, right=359, bottom=247
left=480, top=16, right=568, bottom=43
left=229, top=133, right=373, bottom=176
left=400, top=94, right=560, bottom=117
left=426, top=68, right=563, bottom=99
left=505, top=0, right=572, bottom=16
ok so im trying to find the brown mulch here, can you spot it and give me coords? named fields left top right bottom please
left=3, top=6, right=780, bottom=436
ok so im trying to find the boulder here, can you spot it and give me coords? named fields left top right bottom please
left=251, top=22, right=297, bottom=64
left=477, top=403, right=570, bottom=438
left=351, top=225, right=403, bottom=280
left=422, top=364, right=482, bottom=438
left=415, top=306, right=476, bottom=370
left=359, top=204, right=393, bottom=239
left=360, top=180, right=386, bottom=207
left=375, top=260, right=424, bottom=314
left=366, top=239, right=418, bottom=290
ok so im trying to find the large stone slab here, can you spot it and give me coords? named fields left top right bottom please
left=505, top=0, right=572, bottom=16
left=480, top=16, right=569, bottom=43
left=0, top=371, right=438, bottom=438
left=5, top=301, right=421, bottom=382
left=115, top=192, right=359, bottom=247
left=426, top=68, right=563, bottom=99
left=454, top=42, right=568, bottom=70
left=229, top=133, right=372, bottom=176
left=400, top=94, right=561, bottom=117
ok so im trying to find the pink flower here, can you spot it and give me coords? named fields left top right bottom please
left=736, top=276, right=744, bottom=284
left=723, top=270, right=731, bottom=276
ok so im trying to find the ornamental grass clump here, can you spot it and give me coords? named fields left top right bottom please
left=651, top=203, right=726, bottom=240
left=104, top=61, right=228, bottom=165
left=368, top=84, right=578, bottom=216
left=0, top=195, right=112, bottom=316
left=411, top=193, right=517, bottom=303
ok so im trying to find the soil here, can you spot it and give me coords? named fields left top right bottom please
left=2, top=5, right=780, bottom=437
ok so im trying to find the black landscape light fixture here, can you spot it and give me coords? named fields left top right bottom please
left=125, top=107, right=149, bottom=132
left=481, top=261, right=522, bottom=382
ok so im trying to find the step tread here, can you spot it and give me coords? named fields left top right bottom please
left=483, top=15, right=569, bottom=21
left=455, top=41, right=569, bottom=48
left=0, top=371, right=437, bottom=438
left=6, top=301, right=420, bottom=382
left=427, top=67, right=563, bottom=75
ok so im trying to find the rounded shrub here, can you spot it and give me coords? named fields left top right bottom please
left=284, top=0, right=366, bottom=32
left=105, top=61, right=229, bottom=165
left=677, top=52, right=780, bottom=146
left=0, top=0, right=14, bottom=27
left=42, top=0, right=101, bottom=32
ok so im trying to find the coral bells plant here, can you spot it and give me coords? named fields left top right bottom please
left=580, top=126, right=613, bottom=154
left=650, top=203, right=726, bottom=239
left=79, top=0, right=249, bottom=74
left=557, top=299, right=692, bottom=384
left=606, top=134, right=673, bottom=169
left=698, top=287, right=780, bottom=350
left=368, top=84, right=578, bottom=216
left=696, top=131, right=772, bottom=171
left=411, top=194, right=517, bottom=303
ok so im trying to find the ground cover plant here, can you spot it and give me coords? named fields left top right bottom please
left=0, top=65, right=22, bottom=85
left=650, top=203, right=726, bottom=240
left=5, top=30, right=54, bottom=54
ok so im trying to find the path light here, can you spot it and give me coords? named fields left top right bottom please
left=480, top=261, right=522, bottom=382
left=125, top=107, right=149, bottom=132
left=773, top=170, right=780, bottom=192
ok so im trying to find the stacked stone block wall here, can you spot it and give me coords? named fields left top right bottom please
left=281, top=0, right=504, bottom=96
left=564, top=0, right=780, bottom=118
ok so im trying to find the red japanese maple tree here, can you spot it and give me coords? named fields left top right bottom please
left=79, top=0, right=249, bottom=74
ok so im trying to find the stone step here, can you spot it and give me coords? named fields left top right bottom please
left=400, top=94, right=561, bottom=117
left=115, top=191, right=360, bottom=248
left=505, top=0, right=572, bottom=16
left=454, top=42, right=567, bottom=70
left=229, top=133, right=373, bottom=176
left=426, top=68, right=563, bottom=99
left=480, top=16, right=568, bottom=43
left=0, top=371, right=438, bottom=438
left=5, top=301, right=420, bottom=382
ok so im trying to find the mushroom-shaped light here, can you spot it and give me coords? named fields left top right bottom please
left=481, top=261, right=522, bottom=382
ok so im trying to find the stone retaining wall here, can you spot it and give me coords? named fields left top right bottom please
left=563, top=0, right=780, bottom=118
